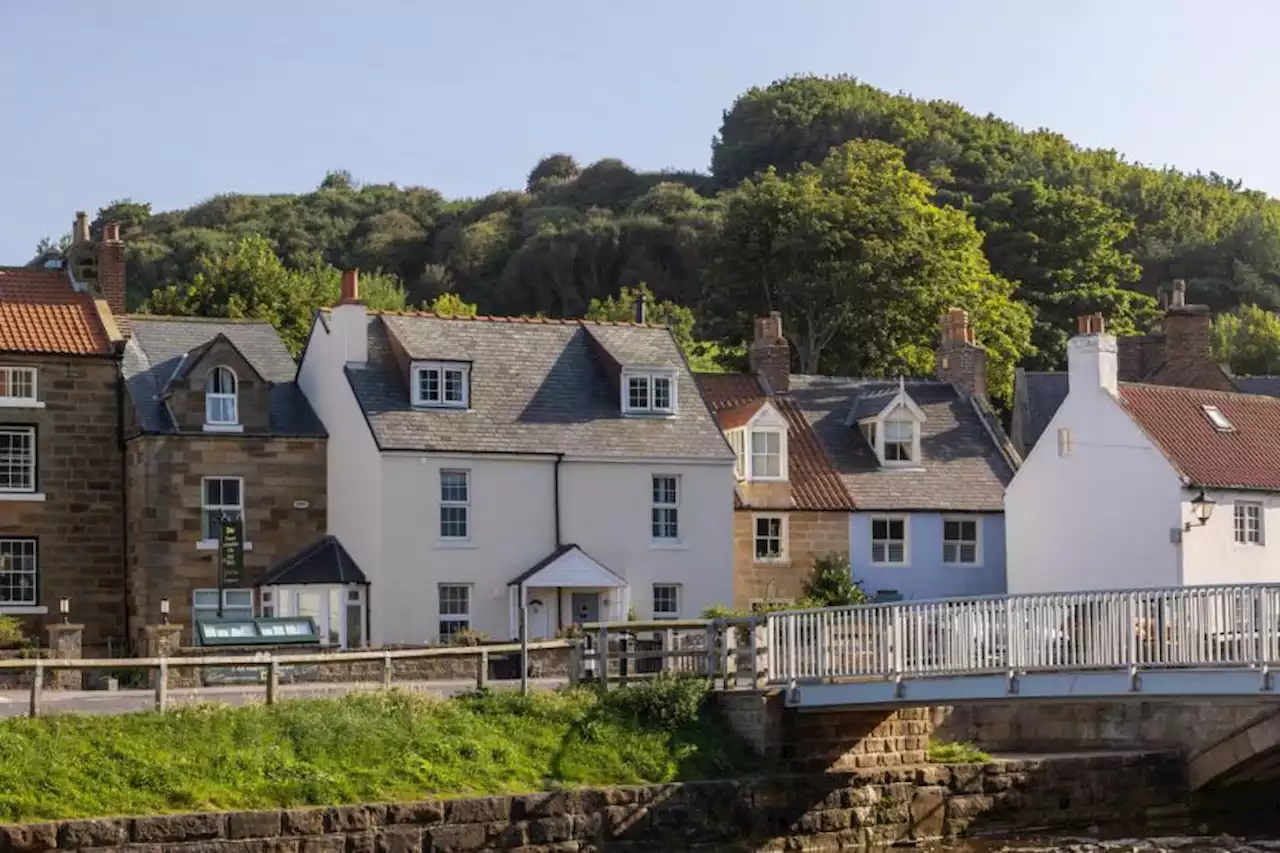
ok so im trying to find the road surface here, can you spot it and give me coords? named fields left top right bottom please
left=0, top=677, right=568, bottom=718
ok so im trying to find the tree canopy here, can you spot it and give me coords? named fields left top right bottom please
left=57, top=74, right=1280, bottom=401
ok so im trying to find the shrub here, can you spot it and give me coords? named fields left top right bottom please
left=600, top=675, right=708, bottom=731
left=447, top=628, right=492, bottom=647
left=927, top=740, right=991, bottom=764
left=0, top=616, right=23, bottom=649
left=802, top=554, right=868, bottom=607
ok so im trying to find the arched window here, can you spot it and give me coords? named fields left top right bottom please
left=206, top=366, right=238, bottom=425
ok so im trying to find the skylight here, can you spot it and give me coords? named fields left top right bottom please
left=1202, top=405, right=1235, bottom=432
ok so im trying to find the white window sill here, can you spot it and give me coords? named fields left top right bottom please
left=411, top=404, right=472, bottom=412
left=753, top=557, right=790, bottom=566
left=436, top=539, right=477, bottom=549
left=870, top=562, right=910, bottom=568
left=0, top=605, right=47, bottom=615
left=623, top=411, right=677, bottom=419
left=0, top=399, right=44, bottom=409
left=944, top=562, right=983, bottom=568
left=649, top=540, right=687, bottom=550
left=0, top=492, right=45, bottom=502
left=197, top=540, right=255, bottom=551
left=746, top=476, right=788, bottom=483
left=203, top=423, right=245, bottom=434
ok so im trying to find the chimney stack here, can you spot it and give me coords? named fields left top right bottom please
left=935, top=307, right=988, bottom=400
left=340, top=270, right=360, bottom=304
left=1161, top=278, right=1212, bottom=379
left=1068, top=312, right=1118, bottom=395
left=749, top=312, right=790, bottom=394
left=96, top=219, right=126, bottom=318
left=73, top=211, right=90, bottom=245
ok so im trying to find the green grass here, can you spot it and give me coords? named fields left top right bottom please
left=0, top=682, right=762, bottom=823
left=927, top=739, right=991, bottom=764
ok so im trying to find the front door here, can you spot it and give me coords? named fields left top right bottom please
left=571, top=592, right=600, bottom=625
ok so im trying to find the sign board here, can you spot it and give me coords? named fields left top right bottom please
left=218, top=515, right=245, bottom=587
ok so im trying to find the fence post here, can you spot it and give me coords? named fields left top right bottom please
left=748, top=618, right=762, bottom=688
left=597, top=626, right=609, bottom=691
left=382, top=651, right=393, bottom=689
left=266, top=659, right=280, bottom=705
left=29, top=660, right=42, bottom=718
left=568, top=640, right=582, bottom=686
left=705, top=622, right=718, bottom=684
left=476, top=649, right=489, bottom=690
left=889, top=608, right=902, bottom=676
left=155, top=659, right=169, bottom=712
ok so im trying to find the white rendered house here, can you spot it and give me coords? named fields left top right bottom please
left=1006, top=314, right=1280, bottom=594
left=297, top=272, right=735, bottom=645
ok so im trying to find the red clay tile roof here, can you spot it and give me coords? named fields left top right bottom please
left=0, top=267, right=113, bottom=356
left=696, top=372, right=855, bottom=511
left=1119, top=383, right=1280, bottom=491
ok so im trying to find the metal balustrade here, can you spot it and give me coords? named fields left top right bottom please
left=765, top=584, right=1280, bottom=686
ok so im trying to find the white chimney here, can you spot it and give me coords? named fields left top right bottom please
left=333, top=270, right=368, bottom=364
left=1068, top=313, right=1117, bottom=396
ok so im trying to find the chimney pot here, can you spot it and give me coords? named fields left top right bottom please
left=340, top=270, right=360, bottom=304
left=1076, top=313, right=1105, bottom=335
left=935, top=307, right=987, bottom=399
left=1172, top=279, right=1186, bottom=308
left=102, top=222, right=120, bottom=243
left=73, top=212, right=90, bottom=244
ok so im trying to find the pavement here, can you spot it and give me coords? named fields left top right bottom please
left=0, top=677, right=568, bottom=718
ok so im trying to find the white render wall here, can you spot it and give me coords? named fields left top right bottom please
left=376, top=455, right=734, bottom=644
left=1005, top=362, right=1184, bottom=594
left=296, top=310, right=384, bottom=603
left=1181, top=489, right=1280, bottom=586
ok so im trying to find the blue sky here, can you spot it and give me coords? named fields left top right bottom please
left=1, top=0, right=1276, bottom=262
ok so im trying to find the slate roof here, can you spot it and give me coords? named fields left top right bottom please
left=122, top=316, right=325, bottom=436
left=788, top=376, right=1015, bottom=512
left=695, top=373, right=854, bottom=511
left=1235, top=376, right=1280, bottom=398
left=257, top=536, right=368, bottom=586
left=1119, top=383, right=1280, bottom=492
left=0, top=267, right=113, bottom=356
left=1016, top=371, right=1070, bottom=455
left=346, top=313, right=731, bottom=459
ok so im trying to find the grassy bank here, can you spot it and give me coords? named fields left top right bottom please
left=0, top=681, right=762, bottom=822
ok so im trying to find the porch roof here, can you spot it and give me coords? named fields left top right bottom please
left=509, top=544, right=627, bottom=589
left=257, top=536, right=369, bottom=586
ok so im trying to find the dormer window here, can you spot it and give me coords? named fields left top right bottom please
left=851, top=381, right=926, bottom=469
left=622, top=370, right=676, bottom=416
left=412, top=361, right=470, bottom=409
left=883, top=420, right=915, bottom=462
left=206, top=366, right=238, bottom=426
left=724, top=403, right=789, bottom=482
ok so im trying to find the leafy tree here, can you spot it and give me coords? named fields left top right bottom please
left=428, top=292, right=478, bottom=317
left=144, top=235, right=406, bottom=353
left=1212, top=304, right=1280, bottom=375
left=802, top=554, right=867, bottom=607
left=527, top=154, right=580, bottom=192
left=583, top=284, right=733, bottom=371
left=707, top=140, right=1032, bottom=399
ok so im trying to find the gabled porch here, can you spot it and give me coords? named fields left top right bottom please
left=508, top=544, right=630, bottom=640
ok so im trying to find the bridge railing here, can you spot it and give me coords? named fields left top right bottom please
left=765, top=583, right=1280, bottom=684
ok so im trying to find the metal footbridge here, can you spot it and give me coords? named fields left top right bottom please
left=765, top=583, right=1280, bottom=709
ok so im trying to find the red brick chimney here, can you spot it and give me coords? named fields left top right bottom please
left=749, top=312, right=790, bottom=393
left=1161, top=279, right=1212, bottom=379
left=935, top=307, right=988, bottom=399
left=97, top=220, right=126, bottom=318
left=341, top=270, right=361, bottom=304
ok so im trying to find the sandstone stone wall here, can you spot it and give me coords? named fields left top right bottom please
left=125, top=436, right=327, bottom=641
left=166, top=337, right=272, bottom=434
left=0, top=354, right=125, bottom=649
left=0, top=753, right=1189, bottom=853
left=733, top=511, right=848, bottom=608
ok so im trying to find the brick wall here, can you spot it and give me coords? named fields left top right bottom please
left=0, top=753, right=1190, bottom=852
left=125, top=436, right=326, bottom=641
left=733, top=511, right=848, bottom=607
left=0, top=355, right=124, bottom=649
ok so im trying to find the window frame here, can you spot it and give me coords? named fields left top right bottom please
left=652, top=584, right=681, bottom=619
left=192, top=587, right=254, bottom=628
left=752, top=514, right=787, bottom=563
left=621, top=370, right=678, bottom=416
left=882, top=418, right=916, bottom=465
left=942, top=516, right=982, bottom=566
left=0, top=425, right=37, bottom=494
left=748, top=428, right=786, bottom=481
left=411, top=361, right=471, bottom=409
left=200, top=476, right=245, bottom=542
left=651, top=474, right=680, bottom=542
left=1234, top=501, right=1264, bottom=545
left=0, top=537, right=38, bottom=608
left=439, top=469, right=471, bottom=541
left=0, top=367, right=39, bottom=408
left=727, top=428, right=746, bottom=479
left=870, top=515, right=909, bottom=566
left=205, top=366, right=240, bottom=427
left=438, top=583, right=472, bottom=642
